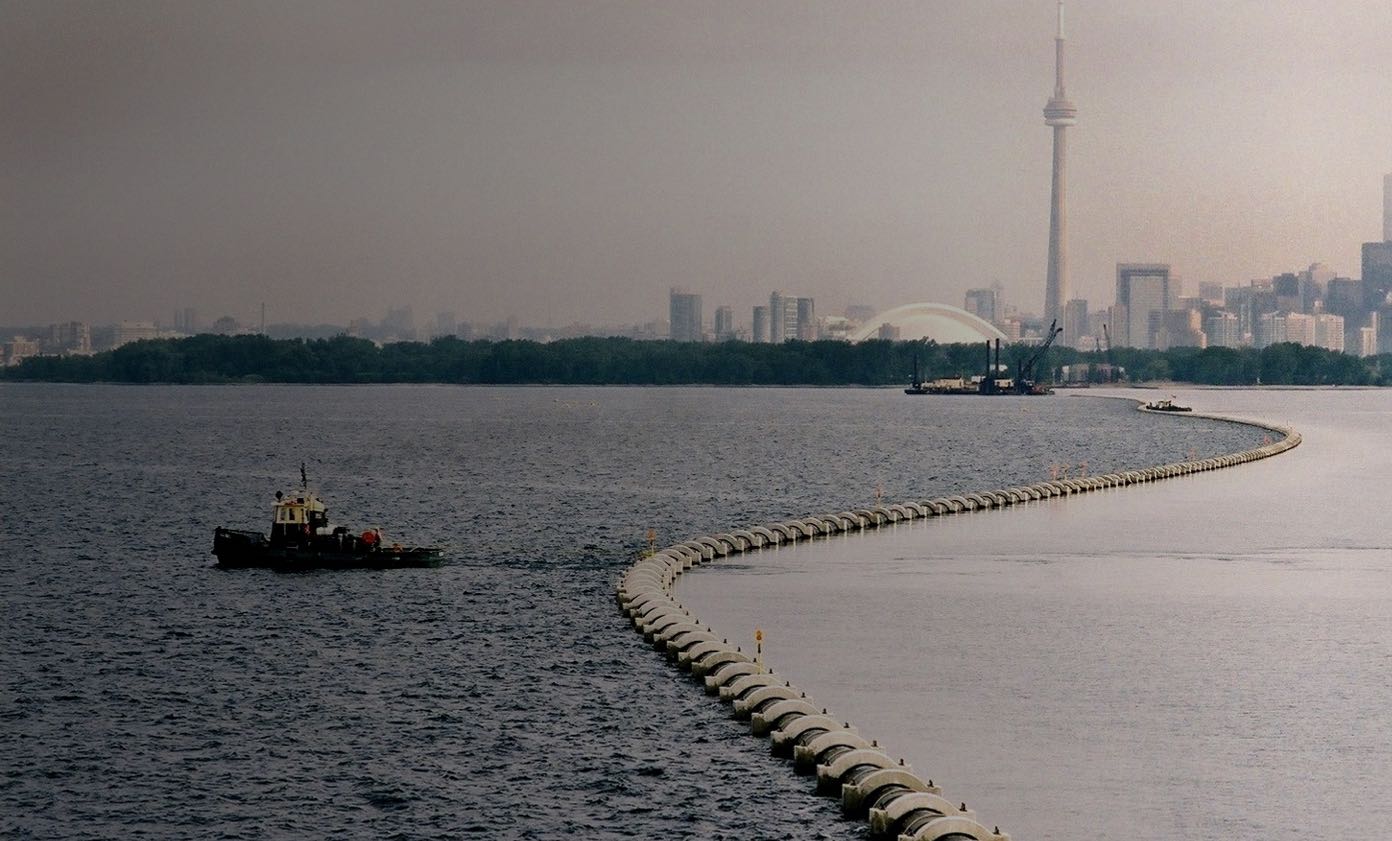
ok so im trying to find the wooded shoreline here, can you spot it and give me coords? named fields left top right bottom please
left=3, top=333, right=1383, bottom=386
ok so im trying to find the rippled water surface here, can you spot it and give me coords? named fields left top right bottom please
left=1, top=384, right=1267, bottom=839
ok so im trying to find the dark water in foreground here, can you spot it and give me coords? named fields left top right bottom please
left=1, top=385, right=1265, bottom=840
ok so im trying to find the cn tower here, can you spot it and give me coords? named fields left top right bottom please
left=1042, top=1, right=1077, bottom=327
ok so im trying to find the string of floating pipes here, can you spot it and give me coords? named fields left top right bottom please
left=616, top=402, right=1301, bottom=841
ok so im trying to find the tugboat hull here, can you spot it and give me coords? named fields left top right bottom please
left=213, top=527, right=444, bottom=570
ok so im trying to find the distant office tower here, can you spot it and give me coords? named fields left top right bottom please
left=1326, top=277, right=1363, bottom=315
left=1314, top=313, right=1345, bottom=352
left=1363, top=242, right=1392, bottom=352
left=1115, top=263, right=1171, bottom=348
left=1302, top=262, right=1334, bottom=310
left=1042, top=2, right=1077, bottom=326
left=1156, top=310, right=1205, bottom=350
left=1205, top=311, right=1241, bottom=348
left=963, top=288, right=999, bottom=324
left=1272, top=273, right=1304, bottom=313
left=669, top=288, right=702, bottom=342
left=1363, top=242, right=1392, bottom=311
left=1198, top=282, right=1225, bottom=305
left=1254, top=312, right=1283, bottom=349
left=1385, top=173, right=1392, bottom=242
left=877, top=323, right=901, bottom=341
left=1062, top=298, right=1088, bottom=347
left=796, top=297, right=817, bottom=340
left=752, top=305, right=770, bottom=344
left=768, top=291, right=799, bottom=342
left=713, top=305, right=735, bottom=341
left=1324, top=277, right=1363, bottom=351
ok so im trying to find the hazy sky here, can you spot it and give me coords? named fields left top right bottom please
left=3, top=1, right=1391, bottom=327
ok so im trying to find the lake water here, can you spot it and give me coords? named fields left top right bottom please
left=682, top=386, right=1392, bottom=840
left=1, top=384, right=1291, bottom=839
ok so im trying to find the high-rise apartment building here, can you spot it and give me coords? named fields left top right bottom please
left=1115, top=263, right=1171, bottom=348
left=669, top=288, right=702, bottom=342
left=752, top=306, right=770, bottom=344
left=1284, top=312, right=1316, bottom=347
left=1314, top=313, right=1345, bottom=352
left=1204, top=312, right=1240, bottom=348
left=48, top=321, right=92, bottom=354
left=713, top=306, right=735, bottom=341
left=113, top=321, right=159, bottom=349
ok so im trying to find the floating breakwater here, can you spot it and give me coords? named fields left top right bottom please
left=616, top=403, right=1301, bottom=841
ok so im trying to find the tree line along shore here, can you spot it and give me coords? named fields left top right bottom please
left=1, top=333, right=1384, bottom=386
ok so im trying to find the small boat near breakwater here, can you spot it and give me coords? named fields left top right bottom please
left=1144, top=397, right=1191, bottom=413
left=213, top=466, right=443, bottom=570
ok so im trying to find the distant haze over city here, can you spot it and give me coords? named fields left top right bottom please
left=3, top=1, right=1391, bottom=328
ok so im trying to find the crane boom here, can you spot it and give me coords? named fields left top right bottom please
left=1016, top=320, right=1062, bottom=394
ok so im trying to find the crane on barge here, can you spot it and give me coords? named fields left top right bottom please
left=1013, top=319, right=1062, bottom=394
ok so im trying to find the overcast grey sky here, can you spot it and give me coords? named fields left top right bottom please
left=3, top=1, right=1390, bottom=327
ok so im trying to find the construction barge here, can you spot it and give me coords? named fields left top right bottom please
left=905, top=320, right=1062, bottom=396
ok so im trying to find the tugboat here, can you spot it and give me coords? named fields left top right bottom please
left=213, top=466, right=444, bottom=570
left=1144, top=397, right=1192, bottom=412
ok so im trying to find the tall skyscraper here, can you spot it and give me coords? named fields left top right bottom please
left=1205, top=312, right=1240, bottom=348
left=669, top=288, right=702, bottom=342
left=963, top=288, right=998, bottom=324
left=1062, top=298, right=1088, bottom=347
left=768, top=291, right=798, bottom=342
left=1362, top=242, right=1392, bottom=353
left=769, top=291, right=787, bottom=343
left=713, top=305, right=734, bottom=341
left=1115, top=263, right=1170, bottom=348
left=752, top=305, right=770, bottom=343
left=795, top=297, right=817, bottom=340
left=1042, top=1, right=1077, bottom=326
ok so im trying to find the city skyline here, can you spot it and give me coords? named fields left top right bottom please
left=3, top=2, right=1391, bottom=326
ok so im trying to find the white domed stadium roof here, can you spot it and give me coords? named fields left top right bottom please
left=849, top=303, right=1007, bottom=344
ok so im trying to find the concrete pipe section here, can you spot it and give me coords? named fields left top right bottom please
left=615, top=398, right=1300, bottom=841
